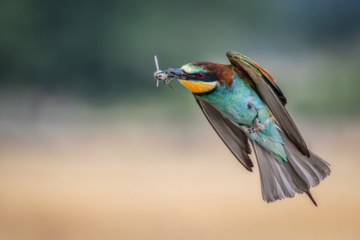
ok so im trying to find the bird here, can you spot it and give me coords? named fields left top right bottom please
left=154, top=51, right=331, bottom=205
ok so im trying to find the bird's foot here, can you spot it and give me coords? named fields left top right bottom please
left=240, top=117, right=264, bottom=134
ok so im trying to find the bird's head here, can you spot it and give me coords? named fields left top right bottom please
left=167, top=62, right=235, bottom=94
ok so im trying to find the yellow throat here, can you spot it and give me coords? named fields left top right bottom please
left=178, top=80, right=217, bottom=93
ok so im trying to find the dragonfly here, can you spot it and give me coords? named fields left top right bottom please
left=153, top=55, right=177, bottom=92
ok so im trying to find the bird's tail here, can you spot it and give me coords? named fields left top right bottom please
left=252, top=131, right=331, bottom=206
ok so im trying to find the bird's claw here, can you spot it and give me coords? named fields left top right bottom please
left=240, top=117, right=264, bottom=134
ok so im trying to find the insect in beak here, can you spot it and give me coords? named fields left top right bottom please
left=153, top=55, right=177, bottom=92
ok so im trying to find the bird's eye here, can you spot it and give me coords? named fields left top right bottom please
left=197, top=73, right=204, bottom=78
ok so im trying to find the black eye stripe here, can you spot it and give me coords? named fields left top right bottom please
left=186, top=73, right=218, bottom=82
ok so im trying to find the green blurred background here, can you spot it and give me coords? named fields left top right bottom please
left=0, top=0, right=360, bottom=239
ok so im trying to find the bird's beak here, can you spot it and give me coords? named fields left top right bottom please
left=167, top=68, right=187, bottom=79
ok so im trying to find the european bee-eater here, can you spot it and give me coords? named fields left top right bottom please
left=154, top=51, right=331, bottom=205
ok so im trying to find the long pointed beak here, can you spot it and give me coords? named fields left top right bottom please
left=167, top=68, right=187, bottom=79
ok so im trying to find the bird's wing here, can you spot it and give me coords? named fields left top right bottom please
left=194, top=94, right=254, bottom=171
left=226, top=51, right=310, bottom=157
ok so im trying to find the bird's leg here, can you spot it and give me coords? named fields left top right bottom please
left=253, top=117, right=265, bottom=132
left=239, top=117, right=264, bottom=134
left=240, top=124, right=254, bottom=134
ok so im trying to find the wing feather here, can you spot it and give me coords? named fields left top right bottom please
left=226, top=51, right=310, bottom=157
left=194, top=95, right=253, bottom=171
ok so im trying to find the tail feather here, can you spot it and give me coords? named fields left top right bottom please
left=280, top=131, right=331, bottom=187
left=252, top=132, right=331, bottom=205
left=252, top=142, right=300, bottom=203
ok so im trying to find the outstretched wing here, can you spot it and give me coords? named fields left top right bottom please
left=194, top=94, right=254, bottom=171
left=226, top=51, right=310, bottom=157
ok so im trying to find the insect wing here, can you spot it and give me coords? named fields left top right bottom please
left=154, top=55, right=160, bottom=87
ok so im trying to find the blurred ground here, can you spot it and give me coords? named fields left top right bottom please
left=0, top=100, right=359, bottom=240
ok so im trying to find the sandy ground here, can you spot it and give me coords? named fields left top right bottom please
left=0, top=113, right=359, bottom=240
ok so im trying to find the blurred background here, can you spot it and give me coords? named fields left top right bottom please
left=0, top=0, right=360, bottom=239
